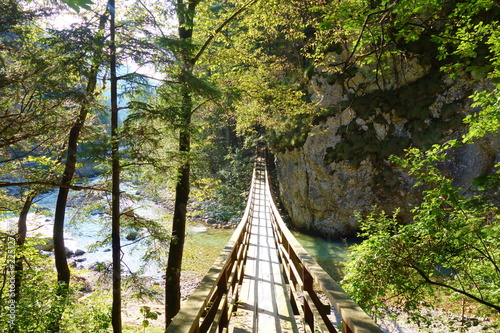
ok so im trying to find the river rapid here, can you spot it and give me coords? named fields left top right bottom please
left=1, top=180, right=243, bottom=279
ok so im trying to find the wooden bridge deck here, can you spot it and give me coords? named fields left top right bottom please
left=228, top=166, right=298, bottom=332
left=166, top=152, right=383, bottom=333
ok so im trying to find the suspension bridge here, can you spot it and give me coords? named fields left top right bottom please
left=167, top=151, right=383, bottom=333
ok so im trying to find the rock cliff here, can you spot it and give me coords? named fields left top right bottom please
left=274, top=56, right=499, bottom=238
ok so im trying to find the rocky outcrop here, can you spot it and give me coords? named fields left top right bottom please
left=274, top=61, right=499, bottom=238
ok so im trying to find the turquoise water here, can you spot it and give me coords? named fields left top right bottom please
left=292, top=231, right=352, bottom=282
left=189, top=225, right=352, bottom=282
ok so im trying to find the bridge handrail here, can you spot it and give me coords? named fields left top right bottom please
left=264, top=166, right=383, bottom=333
left=166, top=166, right=257, bottom=333
left=167, top=153, right=383, bottom=333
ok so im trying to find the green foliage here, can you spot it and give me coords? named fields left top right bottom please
left=0, top=242, right=69, bottom=332
left=308, top=0, right=499, bottom=147
left=431, top=0, right=500, bottom=143
left=0, top=238, right=112, bottom=332
left=196, top=0, right=320, bottom=151
left=192, top=148, right=253, bottom=218
left=60, top=0, right=94, bottom=13
left=464, top=89, right=500, bottom=142
left=139, top=305, right=160, bottom=331
left=61, top=291, right=112, bottom=332
left=202, top=0, right=498, bottom=155
left=343, top=142, right=500, bottom=321
left=0, top=0, right=111, bottom=198
left=310, top=0, right=444, bottom=90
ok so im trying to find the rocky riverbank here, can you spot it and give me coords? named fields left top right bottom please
left=376, top=307, right=496, bottom=332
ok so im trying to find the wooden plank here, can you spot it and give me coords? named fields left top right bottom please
left=229, top=228, right=257, bottom=332
left=271, top=246, right=299, bottom=332
left=171, top=154, right=381, bottom=333
left=228, top=172, right=298, bottom=333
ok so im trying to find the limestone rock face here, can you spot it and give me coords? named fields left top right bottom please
left=275, top=150, right=377, bottom=237
left=274, top=65, right=499, bottom=238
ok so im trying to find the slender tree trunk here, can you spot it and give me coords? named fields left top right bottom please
left=50, top=10, right=109, bottom=332
left=109, top=0, right=122, bottom=331
left=8, top=193, right=34, bottom=333
left=53, top=111, right=86, bottom=288
left=164, top=1, right=197, bottom=326
left=165, top=110, right=191, bottom=326
left=14, top=193, right=33, bottom=301
left=52, top=8, right=109, bottom=287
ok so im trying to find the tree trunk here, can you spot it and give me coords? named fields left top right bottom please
left=8, top=193, right=34, bottom=333
left=109, top=0, right=122, bottom=330
left=53, top=112, right=86, bottom=288
left=164, top=0, right=197, bottom=326
left=165, top=115, right=191, bottom=326
left=14, top=193, right=33, bottom=301
left=52, top=6, right=109, bottom=288
left=50, top=9, right=109, bottom=332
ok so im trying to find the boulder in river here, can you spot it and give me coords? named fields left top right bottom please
left=65, top=247, right=74, bottom=258
left=74, top=249, right=86, bottom=256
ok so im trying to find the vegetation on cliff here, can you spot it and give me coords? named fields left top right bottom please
left=318, top=0, right=500, bottom=326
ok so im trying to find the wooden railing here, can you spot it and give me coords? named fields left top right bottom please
left=167, top=154, right=383, bottom=333
left=264, top=163, right=383, bottom=333
left=166, top=167, right=257, bottom=333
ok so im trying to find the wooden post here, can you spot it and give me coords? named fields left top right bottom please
left=304, top=297, right=314, bottom=332
left=342, top=321, right=353, bottom=333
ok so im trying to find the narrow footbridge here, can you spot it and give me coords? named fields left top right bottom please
left=167, top=153, right=383, bottom=333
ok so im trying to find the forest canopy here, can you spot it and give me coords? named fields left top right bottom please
left=0, top=0, right=499, bottom=331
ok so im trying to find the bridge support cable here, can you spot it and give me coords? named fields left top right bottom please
left=167, top=151, right=383, bottom=333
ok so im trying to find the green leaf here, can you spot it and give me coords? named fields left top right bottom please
left=61, top=0, right=93, bottom=12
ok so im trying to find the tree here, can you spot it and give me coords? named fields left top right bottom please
left=0, top=2, right=110, bottom=331
left=108, top=0, right=122, bottom=330
left=195, top=0, right=322, bottom=151
left=344, top=142, right=500, bottom=321
left=52, top=3, right=110, bottom=294
left=2, top=0, right=173, bottom=331
left=340, top=0, right=500, bottom=323
left=135, top=0, right=259, bottom=325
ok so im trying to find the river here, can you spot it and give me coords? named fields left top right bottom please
left=182, top=226, right=351, bottom=282
left=1, top=182, right=350, bottom=283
